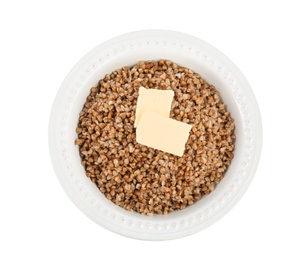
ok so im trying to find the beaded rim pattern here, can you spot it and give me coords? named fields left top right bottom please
left=49, top=30, right=262, bottom=240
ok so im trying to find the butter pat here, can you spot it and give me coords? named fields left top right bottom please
left=134, top=87, right=174, bottom=127
left=136, top=112, right=192, bottom=156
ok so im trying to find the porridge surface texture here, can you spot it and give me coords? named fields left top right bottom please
left=75, top=60, right=235, bottom=215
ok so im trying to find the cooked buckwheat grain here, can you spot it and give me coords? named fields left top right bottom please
left=75, top=60, right=235, bottom=215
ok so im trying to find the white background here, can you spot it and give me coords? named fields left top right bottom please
left=1, top=0, right=299, bottom=259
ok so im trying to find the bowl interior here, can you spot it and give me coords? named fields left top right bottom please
left=67, top=49, right=245, bottom=222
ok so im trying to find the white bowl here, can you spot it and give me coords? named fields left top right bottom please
left=49, top=30, right=262, bottom=240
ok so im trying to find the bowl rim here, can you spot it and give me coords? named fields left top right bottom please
left=49, top=29, right=262, bottom=240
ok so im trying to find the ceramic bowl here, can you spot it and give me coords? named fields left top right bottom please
left=49, top=30, right=262, bottom=240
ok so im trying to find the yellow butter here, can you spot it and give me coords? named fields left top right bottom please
left=134, top=87, right=174, bottom=127
left=136, top=112, right=192, bottom=156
